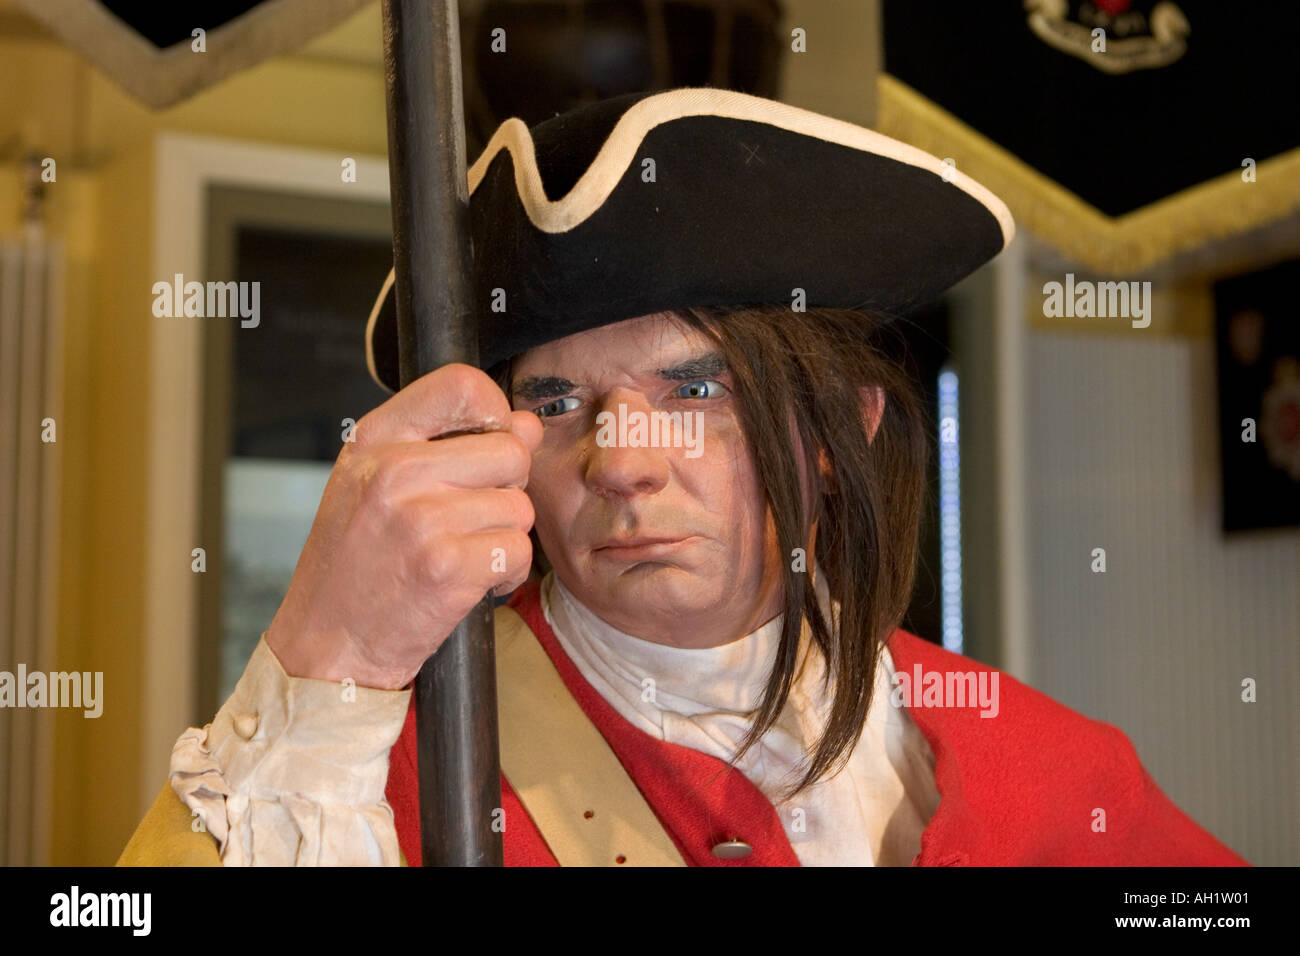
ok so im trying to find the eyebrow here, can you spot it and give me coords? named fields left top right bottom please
left=656, top=352, right=727, bottom=381
left=511, top=375, right=576, bottom=402
left=511, top=352, right=728, bottom=401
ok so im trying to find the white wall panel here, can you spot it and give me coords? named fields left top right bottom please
left=1026, top=331, right=1298, bottom=866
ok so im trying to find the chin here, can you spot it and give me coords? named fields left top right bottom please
left=581, top=564, right=724, bottom=635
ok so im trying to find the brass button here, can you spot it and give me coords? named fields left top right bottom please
left=711, top=840, right=752, bottom=859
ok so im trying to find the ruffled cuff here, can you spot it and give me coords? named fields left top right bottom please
left=169, top=634, right=412, bottom=866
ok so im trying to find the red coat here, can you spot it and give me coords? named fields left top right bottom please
left=386, top=579, right=1247, bottom=866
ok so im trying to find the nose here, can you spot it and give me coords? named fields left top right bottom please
left=584, top=389, right=671, bottom=501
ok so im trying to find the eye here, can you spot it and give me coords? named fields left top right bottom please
left=534, top=396, right=581, bottom=419
left=673, top=380, right=728, bottom=400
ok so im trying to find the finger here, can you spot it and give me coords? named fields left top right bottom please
left=469, top=530, right=534, bottom=597
left=507, top=408, right=544, bottom=454
left=416, top=487, right=535, bottom=536
left=355, top=363, right=514, bottom=445
left=366, top=430, right=534, bottom=496
left=433, top=530, right=533, bottom=601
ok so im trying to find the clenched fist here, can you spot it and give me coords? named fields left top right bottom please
left=265, top=363, right=544, bottom=690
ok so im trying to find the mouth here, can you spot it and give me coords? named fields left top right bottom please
left=591, top=534, right=701, bottom=560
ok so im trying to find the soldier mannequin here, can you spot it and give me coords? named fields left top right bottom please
left=119, top=88, right=1247, bottom=867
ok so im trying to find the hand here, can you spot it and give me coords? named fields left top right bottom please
left=265, top=363, right=543, bottom=690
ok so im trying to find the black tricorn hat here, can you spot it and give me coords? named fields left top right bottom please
left=366, top=86, right=1014, bottom=392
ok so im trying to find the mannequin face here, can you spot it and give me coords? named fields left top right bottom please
left=510, top=312, right=786, bottom=648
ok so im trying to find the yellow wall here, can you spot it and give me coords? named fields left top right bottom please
left=0, top=8, right=389, bottom=864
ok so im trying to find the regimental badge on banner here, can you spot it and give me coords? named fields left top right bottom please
left=1024, top=0, right=1190, bottom=74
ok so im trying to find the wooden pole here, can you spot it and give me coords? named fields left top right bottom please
left=380, top=0, right=504, bottom=867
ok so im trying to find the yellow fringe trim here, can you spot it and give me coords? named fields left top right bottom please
left=877, top=74, right=1300, bottom=274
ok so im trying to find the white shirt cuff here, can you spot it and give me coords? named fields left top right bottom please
left=169, top=634, right=412, bottom=866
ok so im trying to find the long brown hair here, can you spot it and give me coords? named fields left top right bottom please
left=673, top=304, right=928, bottom=798
left=492, top=303, right=929, bottom=799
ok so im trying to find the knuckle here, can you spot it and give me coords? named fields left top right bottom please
left=504, top=529, right=533, bottom=566
left=504, top=488, right=535, bottom=529
left=446, top=363, right=509, bottom=420
left=485, top=532, right=532, bottom=597
left=423, top=539, right=460, bottom=587
left=350, top=408, right=381, bottom=448
left=438, top=362, right=479, bottom=394
left=356, top=447, right=398, bottom=507
left=506, top=533, right=534, bottom=585
left=490, top=432, right=532, bottom=483
left=335, top=433, right=368, bottom=474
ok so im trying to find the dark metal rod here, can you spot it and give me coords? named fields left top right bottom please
left=380, top=0, right=503, bottom=867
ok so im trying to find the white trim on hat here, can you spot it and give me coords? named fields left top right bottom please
left=364, top=267, right=396, bottom=390
left=469, top=86, right=1016, bottom=243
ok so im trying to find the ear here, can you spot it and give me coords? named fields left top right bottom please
left=816, top=385, right=887, bottom=480
left=860, top=385, right=885, bottom=443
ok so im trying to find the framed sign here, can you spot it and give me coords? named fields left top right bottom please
left=1214, top=258, right=1300, bottom=532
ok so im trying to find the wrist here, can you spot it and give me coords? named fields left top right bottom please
left=264, top=621, right=409, bottom=690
